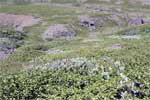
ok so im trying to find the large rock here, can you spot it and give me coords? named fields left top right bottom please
left=79, top=14, right=127, bottom=30
left=42, top=24, right=76, bottom=40
left=0, top=13, right=41, bottom=31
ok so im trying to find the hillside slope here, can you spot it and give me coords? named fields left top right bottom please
left=0, top=0, right=150, bottom=100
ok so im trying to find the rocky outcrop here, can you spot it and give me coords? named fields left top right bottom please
left=79, top=14, right=127, bottom=30
left=42, top=24, right=76, bottom=40
left=79, top=15, right=103, bottom=31
left=128, top=18, right=150, bottom=26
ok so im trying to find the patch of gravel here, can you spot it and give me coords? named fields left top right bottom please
left=42, top=24, right=76, bottom=40
left=0, top=13, right=41, bottom=31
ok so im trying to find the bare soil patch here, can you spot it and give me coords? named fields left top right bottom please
left=0, top=13, right=41, bottom=31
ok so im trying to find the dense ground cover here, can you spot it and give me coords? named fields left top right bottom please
left=0, top=0, right=150, bottom=100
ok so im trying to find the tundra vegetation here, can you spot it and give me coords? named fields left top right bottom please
left=0, top=0, right=150, bottom=100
